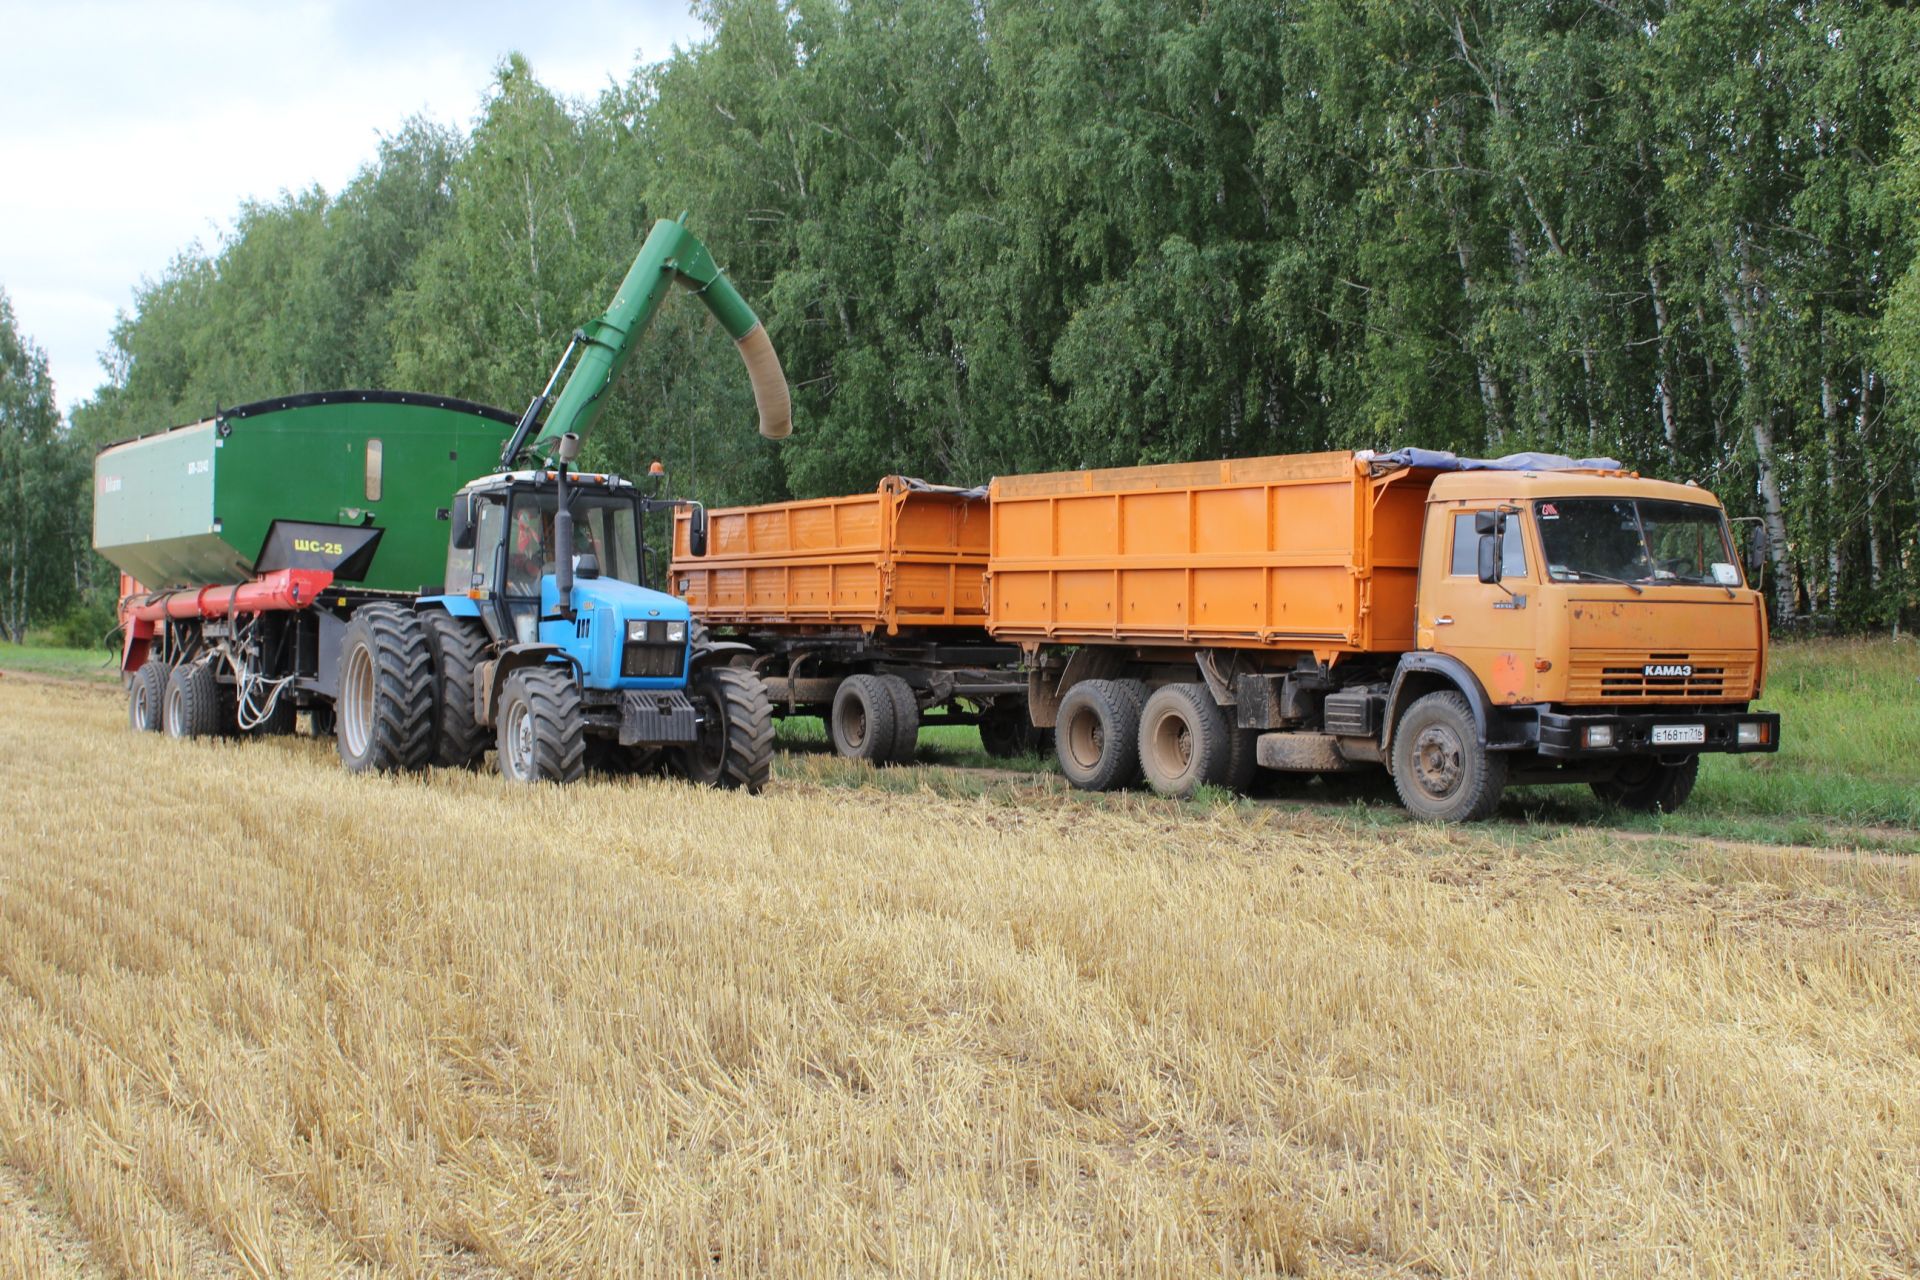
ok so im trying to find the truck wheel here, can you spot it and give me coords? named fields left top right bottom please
left=877, top=674, right=920, bottom=765
left=423, top=612, right=489, bottom=768
left=335, top=603, right=434, bottom=774
left=496, top=666, right=585, bottom=783
left=830, top=674, right=899, bottom=763
left=1055, top=678, right=1145, bottom=792
left=129, top=661, right=170, bottom=733
left=1138, top=682, right=1232, bottom=798
left=1591, top=755, right=1698, bottom=814
left=163, top=663, right=223, bottom=739
left=678, top=667, right=774, bottom=792
left=1389, top=691, right=1506, bottom=822
left=1223, top=724, right=1261, bottom=794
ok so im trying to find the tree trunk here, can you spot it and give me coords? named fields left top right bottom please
left=1717, top=241, right=1794, bottom=621
left=1648, top=263, right=1679, bottom=449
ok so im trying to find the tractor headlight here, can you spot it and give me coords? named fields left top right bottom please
left=666, top=621, right=687, bottom=643
left=626, top=619, right=647, bottom=642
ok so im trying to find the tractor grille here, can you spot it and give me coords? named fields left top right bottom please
left=1566, top=650, right=1757, bottom=702
left=622, top=642, right=685, bottom=679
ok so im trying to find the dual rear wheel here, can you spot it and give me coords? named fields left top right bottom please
left=829, top=673, right=920, bottom=765
left=1055, top=679, right=1257, bottom=799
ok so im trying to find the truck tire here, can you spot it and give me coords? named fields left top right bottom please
left=423, top=611, right=489, bottom=768
left=496, top=665, right=585, bottom=784
left=1389, top=690, right=1506, bottom=822
left=1138, top=682, right=1233, bottom=798
left=335, top=603, right=434, bottom=774
left=130, top=661, right=170, bottom=733
left=830, top=674, right=899, bottom=763
left=1591, top=755, right=1698, bottom=814
left=1223, top=724, right=1261, bottom=794
left=678, top=667, right=774, bottom=792
left=1055, top=678, right=1145, bottom=792
left=163, top=663, right=223, bottom=739
left=979, top=698, right=1027, bottom=758
left=877, top=674, right=920, bottom=765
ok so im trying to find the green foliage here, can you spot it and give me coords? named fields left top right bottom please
left=31, top=0, right=1920, bottom=627
left=0, top=289, right=88, bottom=642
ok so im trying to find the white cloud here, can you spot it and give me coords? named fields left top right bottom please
left=0, top=0, right=708, bottom=416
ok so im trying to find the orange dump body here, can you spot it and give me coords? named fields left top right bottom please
left=987, top=451, right=1435, bottom=655
left=671, top=477, right=990, bottom=634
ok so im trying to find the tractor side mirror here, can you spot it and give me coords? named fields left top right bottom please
left=450, top=492, right=477, bottom=550
left=688, top=506, right=710, bottom=558
left=1475, top=510, right=1505, bottom=585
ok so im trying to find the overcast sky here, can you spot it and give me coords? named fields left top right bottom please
left=0, top=0, right=710, bottom=418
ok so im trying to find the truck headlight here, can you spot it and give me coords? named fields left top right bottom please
left=1583, top=724, right=1614, bottom=749
left=666, top=621, right=686, bottom=643
left=1736, top=721, right=1768, bottom=745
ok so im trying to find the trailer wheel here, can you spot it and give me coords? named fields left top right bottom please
left=1138, top=682, right=1232, bottom=798
left=129, top=661, right=170, bottom=733
left=335, top=603, right=434, bottom=774
left=830, top=674, right=899, bottom=763
left=1590, top=755, right=1698, bottom=814
left=423, top=612, right=490, bottom=768
left=496, top=666, right=585, bottom=784
left=163, top=663, right=223, bottom=740
left=678, top=667, right=774, bottom=793
left=1389, top=691, right=1506, bottom=822
left=877, top=674, right=920, bottom=765
left=1055, top=678, right=1145, bottom=792
left=980, top=698, right=1048, bottom=759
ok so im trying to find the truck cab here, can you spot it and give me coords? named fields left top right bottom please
left=1391, top=469, right=1779, bottom=818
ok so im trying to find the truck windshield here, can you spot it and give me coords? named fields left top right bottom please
left=506, top=491, right=642, bottom=595
left=1535, top=498, right=1738, bottom=587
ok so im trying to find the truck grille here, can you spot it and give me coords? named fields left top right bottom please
left=1566, top=651, right=1757, bottom=702
left=622, top=643, right=685, bottom=679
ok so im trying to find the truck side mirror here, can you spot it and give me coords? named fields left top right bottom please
left=688, top=506, right=710, bottom=558
left=450, top=492, right=476, bottom=550
left=1475, top=510, right=1504, bottom=584
left=1745, top=522, right=1768, bottom=577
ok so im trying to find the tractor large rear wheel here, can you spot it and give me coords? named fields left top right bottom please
left=423, top=611, right=490, bottom=768
left=335, top=604, right=434, bottom=774
left=130, top=661, right=170, bottom=733
left=496, top=666, right=585, bottom=783
left=678, top=667, right=774, bottom=793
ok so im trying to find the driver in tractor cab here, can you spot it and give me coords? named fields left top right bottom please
left=508, top=505, right=604, bottom=591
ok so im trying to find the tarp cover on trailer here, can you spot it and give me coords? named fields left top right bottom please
left=1362, top=447, right=1624, bottom=472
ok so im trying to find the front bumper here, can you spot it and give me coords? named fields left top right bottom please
left=1534, top=708, right=1781, bottom=759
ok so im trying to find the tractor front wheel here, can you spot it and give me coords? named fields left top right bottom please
left=678, top=667, right=774, bottom=793
left=496, top=666, right=585, bottom=784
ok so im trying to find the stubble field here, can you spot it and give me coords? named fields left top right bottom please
left=0, top=669, right=1915, bottom=1277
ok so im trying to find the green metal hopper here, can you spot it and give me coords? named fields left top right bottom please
left=94, top=391, right=517, bottom=593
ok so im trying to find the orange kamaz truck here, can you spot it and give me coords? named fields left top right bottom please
left=676, top=449, right=1780, bottom=820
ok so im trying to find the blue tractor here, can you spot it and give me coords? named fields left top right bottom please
left=330, top=217, right=788, bottom=789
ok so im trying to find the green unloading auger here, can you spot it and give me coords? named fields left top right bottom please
left=499, top=216, right=791, bottom=470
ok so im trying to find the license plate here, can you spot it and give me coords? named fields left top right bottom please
left=1651, top=724, right=1705, bottom=746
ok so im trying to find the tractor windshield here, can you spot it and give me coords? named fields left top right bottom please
left=1535, top=498, right=1739, bottom=588
left=505, top=490, right=643, bottom=595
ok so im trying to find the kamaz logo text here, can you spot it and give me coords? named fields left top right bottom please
left=1643, top=663, right=1693, bottom=678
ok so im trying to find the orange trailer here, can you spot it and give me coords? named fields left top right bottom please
left=670, top=478, right=1035, bottom=764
